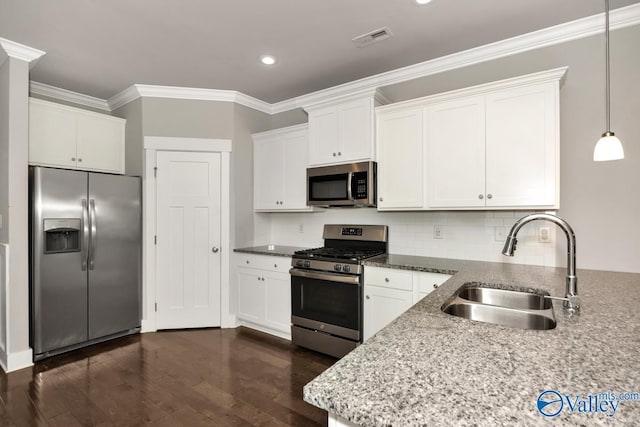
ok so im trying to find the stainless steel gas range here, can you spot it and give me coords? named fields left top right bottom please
left=290, top=224, right=388, bottom=358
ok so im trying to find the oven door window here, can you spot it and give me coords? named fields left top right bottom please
left=308, top=173, right=349, bottom=202
left=291, top=275, right=360, bottom=331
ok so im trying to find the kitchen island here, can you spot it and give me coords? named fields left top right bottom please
left=304, top=255, right=640, bottom=426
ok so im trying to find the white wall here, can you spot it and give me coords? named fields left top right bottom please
left=259, top=209, right=558, bottom=267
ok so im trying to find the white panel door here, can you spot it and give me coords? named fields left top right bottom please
left=338, top=98, right=373, bottom=163
left=427, top=97, right=486, bottom=208
left=485, top=82, right=558, bottom=207
left=76, top=113, right=125, bottom=173
left=363, top=285, right=413, bottom=341
left=376, top=107, right=424, bottom=209
left=156, top=151, right=222, bottom=329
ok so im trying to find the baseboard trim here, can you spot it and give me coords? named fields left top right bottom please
left=237, top=321, right=291, bottom=341
left=140, top=319, right=156, bottom=333
left=3, top=348, right=33, bottom=373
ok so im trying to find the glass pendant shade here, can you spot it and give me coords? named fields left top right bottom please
left=594, top=131, right=624, bottom=161
left=594, top=0, right=624, bottom=162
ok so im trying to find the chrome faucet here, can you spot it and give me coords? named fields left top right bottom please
left=502, top=213, right=580, bottom=315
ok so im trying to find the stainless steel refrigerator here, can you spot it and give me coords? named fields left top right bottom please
left=29, top=166, right=141, bottom=361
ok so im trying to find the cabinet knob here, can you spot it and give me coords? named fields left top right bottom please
left=338, top=152, right=341, bottom=156
left=78, top=158, right=82, bottom=162
left=385, top=277, right=390, bottom=282
left=211, top=246, right=219, bottom=253
left=274, top=264, right=277, bottom=268
left=71, top=157, right=76, bottom=161
left=333, top=152, right=336, bottom=157
left=433, top=283, right=439, bottom=289
left=478, top=194, right=484, bottom=200
left=366, top=295, right=370, bottom=300
left=487, top=193, right=493, bottom=199
left=379, top=197, right=384, bottom=202
left=246, top=260, right=250, bottom=264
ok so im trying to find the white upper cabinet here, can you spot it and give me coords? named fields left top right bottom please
left=427, top=96, right=486, bottom=208
left=253, top=124, right=312, bottom=212
left=376, top=107, right=425, bottom=210
left=307, top=96, right=381, bottom=166
left=29, top=98, right=125, bottom=174
left=484, top=84, right=558, bottom=207
left=374, top=67, right=565, bottom=211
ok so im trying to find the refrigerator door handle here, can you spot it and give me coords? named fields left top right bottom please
left=89, top=199, right=97, bottom=270
left=81, top=199, right=89, bottom=271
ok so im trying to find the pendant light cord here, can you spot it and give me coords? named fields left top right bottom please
left=605, top=0, right=611, bottom=132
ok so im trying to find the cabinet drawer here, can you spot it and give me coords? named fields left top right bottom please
left=364, top=267, right=413, bottom=291
left=414, top=272, right=451, bottom=293
left=236, top=253, right=291, bottom=273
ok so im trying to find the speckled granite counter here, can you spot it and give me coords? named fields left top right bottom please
left=233, top=245, right=308, bottom=257
left=304, top=255, right=640, bottom=426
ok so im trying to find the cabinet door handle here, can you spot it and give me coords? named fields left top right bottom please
left=478, top=194, right=484, bottom=200
left=333, top=152, right=336, bottom=157
left=366, top=295, right=370, bottom=300
left=71, top=157, right=76, bottom=161
left=385, top=277, right=390, bottom=282
left=433, top=283, right=439, bottom=289
left=338, top=152, right=341, bottom=156
left=487, top=193, right=493, bottom=199
left=211, top=246, right=219, bottom=253
left=379, top=197, right=384, bottom=202
left=78, top=158, right=83, bottom=162
left=274, top=264, right=278, bottom=268
left=246, top=260, right=250, bottom=264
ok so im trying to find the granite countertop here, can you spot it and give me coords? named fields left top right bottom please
left=233, top=245, right=308, bottom=257
left=304, top=255, right=640, bottom=426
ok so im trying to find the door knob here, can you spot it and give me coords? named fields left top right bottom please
left=211, top=247, right=219, bottom=253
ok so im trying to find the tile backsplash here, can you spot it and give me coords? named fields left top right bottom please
left=255, top=209, right=559, bottom=267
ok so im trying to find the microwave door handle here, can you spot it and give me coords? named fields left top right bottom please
left=347, top=172, right=353, bottom=200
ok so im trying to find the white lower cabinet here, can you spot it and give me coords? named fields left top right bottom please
left=363, top=267, right=451, bottom=341
left=363, top=285, right=413, bottom=341
left=236, top=254, right=291, bottom=339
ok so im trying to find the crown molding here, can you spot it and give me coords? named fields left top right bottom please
left=30, top=81, right=111, bottom=111
left=251, top=122, right=308, bottom=140
left=0, top=38, right=45, bottom=68
left=271, top=3, right=640, bottom=112
left=377, top=67, right=568, bottom=113
left=108, top=84, right=272, bottom=113
left=27, top=3, right=640, bottom=115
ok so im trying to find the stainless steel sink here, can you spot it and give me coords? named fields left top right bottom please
left=457, top=286, right=552, bottom=310
left=441, top=283, right=556, bottom=330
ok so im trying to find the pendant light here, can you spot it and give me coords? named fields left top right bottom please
left=593, top=0, right=624, bottom=161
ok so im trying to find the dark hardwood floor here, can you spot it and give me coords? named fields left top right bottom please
left=0, top=327, right=336, bottom=426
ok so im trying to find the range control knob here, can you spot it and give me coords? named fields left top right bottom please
left=295, top=260, right=304, bottom=267
left=304, top=260, right=311, bottom=268
left=342, top=265, right=351, bottom=273
left=334, top=264, right=342, bottom=271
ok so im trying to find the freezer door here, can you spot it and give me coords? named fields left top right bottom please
left=87, top=173, right=141, bottom=340
left=31, top=167, right=89, bottom=354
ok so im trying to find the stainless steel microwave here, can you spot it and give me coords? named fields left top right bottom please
left=307, top=161, right=376, bottom=207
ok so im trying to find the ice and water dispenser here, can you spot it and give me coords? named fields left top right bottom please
left=43, top=219, right=81, bottom=254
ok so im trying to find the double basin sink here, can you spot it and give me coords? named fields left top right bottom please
left=441, top=283, right=557, bottom=330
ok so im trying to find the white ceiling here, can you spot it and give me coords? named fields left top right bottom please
left=1, top=0, right=639, bottom=103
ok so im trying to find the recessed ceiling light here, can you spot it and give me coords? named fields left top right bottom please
left=414, top=0, right=432, bottom=4
left=260, top=55, right=276, bottom=65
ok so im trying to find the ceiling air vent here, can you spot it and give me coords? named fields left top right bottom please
left=352, top=27, right=393, bottom=48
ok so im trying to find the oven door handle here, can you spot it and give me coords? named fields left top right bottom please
left=347, top=172, right=353, bottom=201
left=289, top=268, right=361, bottom=285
